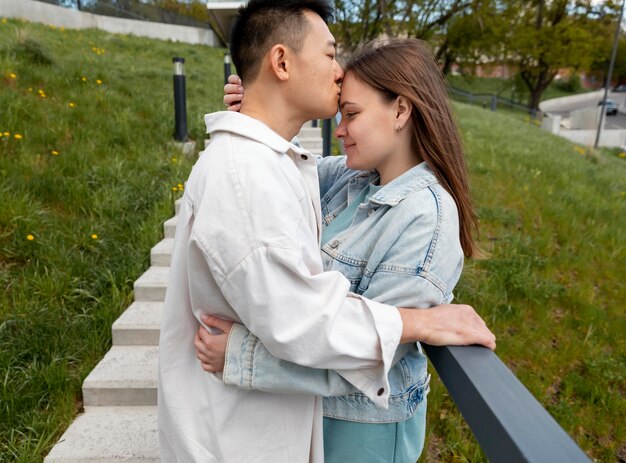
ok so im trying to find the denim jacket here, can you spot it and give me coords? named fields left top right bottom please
left=223, top=155, right=464, bottom=423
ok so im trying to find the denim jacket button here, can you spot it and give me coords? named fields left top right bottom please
left=330, top=240, right=339, bottom=248
left=377, top=388, right=385, bottom=396
left=300, top=154, right=308, bottom=160
left=367, top=209, right=374, bottom=216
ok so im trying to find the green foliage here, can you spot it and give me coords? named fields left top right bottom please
left=553, top=73, right=583, bottom=93
left=0, top=18, right=225, bottom=461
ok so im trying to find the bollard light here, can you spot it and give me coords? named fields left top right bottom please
left=224, top=54, right=231, bottom=86
left=173, top=57, right=188, bottom=142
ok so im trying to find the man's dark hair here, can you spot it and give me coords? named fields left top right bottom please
left=230, top=0, right=333, bottom=83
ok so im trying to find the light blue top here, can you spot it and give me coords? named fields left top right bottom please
left=321, top=183, right=381, bottom=246
left=320, top=181, right=426, bottom=463
left=223, top=156, right=464, bottom=424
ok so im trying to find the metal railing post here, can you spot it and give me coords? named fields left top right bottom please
left=322, top=119, right=331, bottom=157
left=172, top=57, right=187, bottom=142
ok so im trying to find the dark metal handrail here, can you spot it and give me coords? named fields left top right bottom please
left=423, top=345, right=591, bottom=462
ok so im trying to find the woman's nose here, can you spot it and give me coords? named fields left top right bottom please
left=335, top=120, right=346, bottom=138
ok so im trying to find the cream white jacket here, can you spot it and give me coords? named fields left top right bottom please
left=158, top=112, right=402, bottom=462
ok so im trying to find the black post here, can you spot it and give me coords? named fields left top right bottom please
left=76, top=0, right=82, bottom=10
left=224, top=54, right=231, bottom=86
left=173, top=57, right=187, bottom=142
left=595, top=0, right=625, bottom=148
left=322, top=119, right=332, bottom=157
left=312, top=120, right=318, bottom=128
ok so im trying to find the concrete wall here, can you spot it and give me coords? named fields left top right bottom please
left=0, top=0, right=216, bottom=46
left=557, top=129, right=626, bottom=148
left=538, top=90, right=604, bottom=113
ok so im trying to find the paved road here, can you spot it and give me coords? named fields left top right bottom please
left=548, top=92, right=626, bottom=129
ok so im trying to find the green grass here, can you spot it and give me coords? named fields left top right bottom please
left=1, top=17, right=625, bottom=463
left=0, top=18, right=225, bottom=461
left=424, top=104, right=626, bottom=462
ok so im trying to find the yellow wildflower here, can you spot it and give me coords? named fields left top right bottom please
left=178, top=183, right=184, bottom=190
left=96, top=79, right=102, bottom=85
left=81, top=76, right=87, bottom=82
left=51, top=149, right=59, bottom=156
left=27, top=234, right=35, bottom=241
left=4, top=132, right=10, bottom=137
left=91, top=46, right=97, bottom=52
left=60, top=26, right=65, bottom=32
left=91, top=234, right=98, bottom=240
left=28, top=87, right=32, bottom=92
left=619, top=152, right=626, bottom=158
left=68, top=102, right=76, bottom=108
left=172, top=186, right=178, bottom=191
left=171, top=156, right=177, bottom=163
left=9, top=73, right=16, bottom=79
left=14, top=134, right=23, bottom=140
left=1, top=18, right=7, bottom=24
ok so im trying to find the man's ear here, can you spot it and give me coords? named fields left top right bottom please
left=268, top=44, right=290, bottom=82
left=395, top=96, right=412, bottom=128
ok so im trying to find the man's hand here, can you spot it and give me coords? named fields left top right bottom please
left=399, top=304, right=496, bottom=350
left=195, top=315, right=235, bottom=373
left=223, top=75, right=244, bottom=112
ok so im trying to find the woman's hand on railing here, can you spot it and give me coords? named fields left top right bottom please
left=223, top=74, right=243, bottom=112
left=399, top=304, right=496, bottom=350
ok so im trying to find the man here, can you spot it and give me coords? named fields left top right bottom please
left=158, top=1, right=494, bottom=461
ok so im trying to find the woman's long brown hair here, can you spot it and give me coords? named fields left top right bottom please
left=345, top=38, right=477, bottom=258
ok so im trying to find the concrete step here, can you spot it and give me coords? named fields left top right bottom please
left=134, top=266, right=169, bottom=302
left=150, top=238, right=173, bottom=267
left=112, top=301, right=162, bottom=346
left=44, top=406, right=158, bottom=463
left=163, top=215, right=177, bottom=238
left=298, top=126, right=321, bottom=138
left=82, top=346, right=158, bottom=406
left=298, top=138, right=323, bottom=152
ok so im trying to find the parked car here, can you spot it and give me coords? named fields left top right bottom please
left=613, top=84, right=626, bottom=92
left=598, top=99, right=618, bottom=116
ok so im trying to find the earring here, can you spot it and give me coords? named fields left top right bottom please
left=395, top=125, right=401, bottom=131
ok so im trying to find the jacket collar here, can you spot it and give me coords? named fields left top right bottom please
left=353, top=162, right=439, bottom=207
left=204, top=111, right=310, bottom=156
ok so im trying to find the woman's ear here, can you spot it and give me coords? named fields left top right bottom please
left=394, top=96, right=412, bottom=129
left=268, top=44, right=290, bottom=82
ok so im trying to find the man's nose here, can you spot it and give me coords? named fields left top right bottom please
left=334, top=62, right=345, bottom=84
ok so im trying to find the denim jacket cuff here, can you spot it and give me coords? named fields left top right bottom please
left=223, top=323, right=254, bottom=389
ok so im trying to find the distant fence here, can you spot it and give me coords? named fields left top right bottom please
left=448, top=86, right=540, bottom=119
left=32, top=0, right=210, bottom=28
left=1, top=0, right=216, bottom=46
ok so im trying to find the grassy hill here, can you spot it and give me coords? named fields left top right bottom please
left=1, top=18, right=624, bottom=462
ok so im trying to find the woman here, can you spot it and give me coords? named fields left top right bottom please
left=197, top=38, right=487, bottom=462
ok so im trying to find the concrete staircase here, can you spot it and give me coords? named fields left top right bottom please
left=43, top=200, right=179, bottom=463
left=44, top=123, right=323, bottom=462
left=297, top=122, right=324, bottom=155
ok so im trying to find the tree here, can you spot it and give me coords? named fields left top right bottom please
left=502, top=0, right=617, bottom=109
left=331, top=0, right=472, bottom=52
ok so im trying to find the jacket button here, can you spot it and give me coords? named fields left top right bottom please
left=301, top=154, right=308, bottom=160
left=330, top=240, right=339, bottom=248
left=367, top=209, right=374, bottom=216
left=377, top=388, right=384, bottom=396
